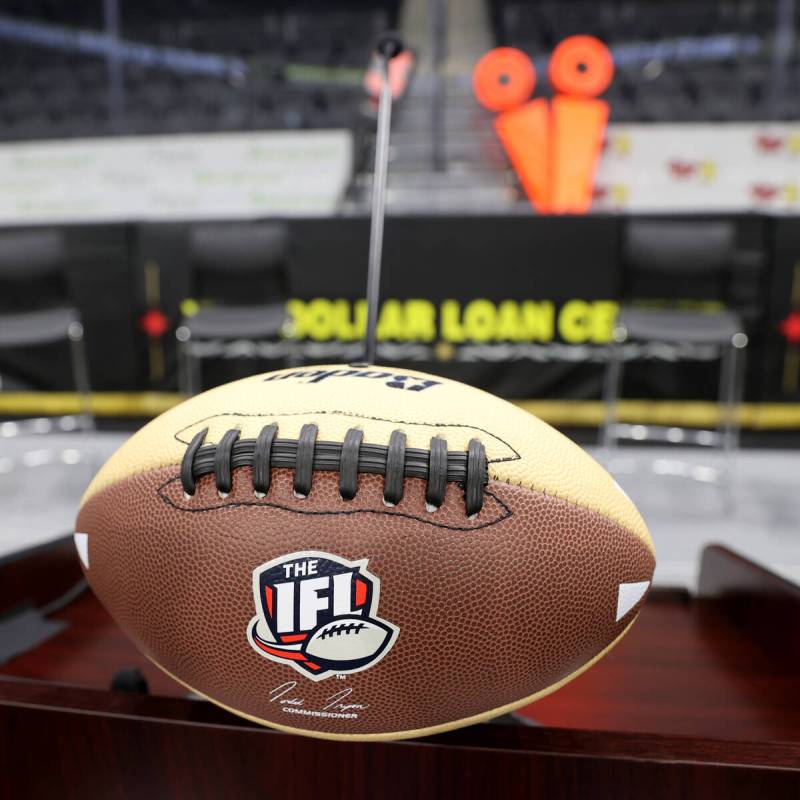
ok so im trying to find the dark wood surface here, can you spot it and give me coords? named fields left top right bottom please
left=4, top=581, right=798, bottom=743
left=0, top=678, right=798, bottom=800
left=0, top=535, right=82, bottom=613
left=0, top=543, right=798, bottom=798
left=699, top=542, right=800, bottom=663
left=524, top=588, right=800, bottom=741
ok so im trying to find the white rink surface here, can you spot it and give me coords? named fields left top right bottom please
left=594, top=446, right=800, bottom=589
left=0, top=432, right=126, bottom=561
left=1, top=431, right=798, bottom=591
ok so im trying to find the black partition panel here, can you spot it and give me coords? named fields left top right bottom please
left=765, top=218, right=800, bottom=402
left=285, top=216, right=622, bottom=398
left=0, top=214, right=791, bottom=405
left=288, top=216, right=621, bottom=299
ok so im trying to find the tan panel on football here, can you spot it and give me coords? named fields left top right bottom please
left=80, top=365, right=651, bottom=547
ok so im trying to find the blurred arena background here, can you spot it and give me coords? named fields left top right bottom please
left=1, top=0, right=800, bottom=587
left=0, top=5, right=799, bottom=790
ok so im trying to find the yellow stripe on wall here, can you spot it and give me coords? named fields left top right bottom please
left=0, top=392, right=180, bottom=418
left=515, top=400, right=800, bottom=429
left=1, top=392, right=800, bottom=430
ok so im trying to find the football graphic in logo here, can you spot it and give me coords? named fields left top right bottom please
left=248, top=551, right=399, bottom=681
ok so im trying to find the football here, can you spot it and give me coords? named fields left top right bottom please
left=303, top=616, right=396, bottom=672
left=75, top=364, right=655, bottom=741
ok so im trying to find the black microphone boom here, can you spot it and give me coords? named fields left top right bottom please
left=363, top=35, right=403, bottom=366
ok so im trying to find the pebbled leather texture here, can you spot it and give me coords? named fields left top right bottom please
left=77, top=464, right=655, bottom=740
left=80, top=365, right=652, bottom=547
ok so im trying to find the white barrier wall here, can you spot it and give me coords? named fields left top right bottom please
left=0, top=130, right=352, bottom=224
left=0, top=123, right=797, bottom=220
left=593, top=123, right=800, bottom=212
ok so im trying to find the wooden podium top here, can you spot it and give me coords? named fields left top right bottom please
left=0, top=540, right=798, bottom=798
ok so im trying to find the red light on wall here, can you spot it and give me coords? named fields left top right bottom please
left=139, top=308, right=170, bottom=339
left=780, top=310, right=800, bottom=345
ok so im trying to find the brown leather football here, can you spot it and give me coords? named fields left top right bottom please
left=75, top=365, right=655, bottom=741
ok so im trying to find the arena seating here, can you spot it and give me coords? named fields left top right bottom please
left=491, top=0, right=800, bottom=122
left=2, top=0, right=793, bottom=143
left=0, top=1, right=399, bottom=141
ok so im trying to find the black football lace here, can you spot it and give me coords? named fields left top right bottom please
left=180, top=424, right=488, bottom=517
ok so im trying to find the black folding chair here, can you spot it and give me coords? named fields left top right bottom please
left=0, top=229, right=93, bottom=432
left=602, top=221, right=761, bottom=457
left=176, top=222, right=290, bottom=395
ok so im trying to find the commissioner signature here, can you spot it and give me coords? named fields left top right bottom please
left=269, top=681, right=369, bottom=712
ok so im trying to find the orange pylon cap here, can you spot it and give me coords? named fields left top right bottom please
left=549, top=35, right=614, bottom=98
left=473, top=47, right=536, bottom=111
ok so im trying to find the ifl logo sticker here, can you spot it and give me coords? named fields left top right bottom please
left=248, top=551, right=399, bottom=681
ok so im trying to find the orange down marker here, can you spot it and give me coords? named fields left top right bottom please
left=473, top=36, right=614, bottom=214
